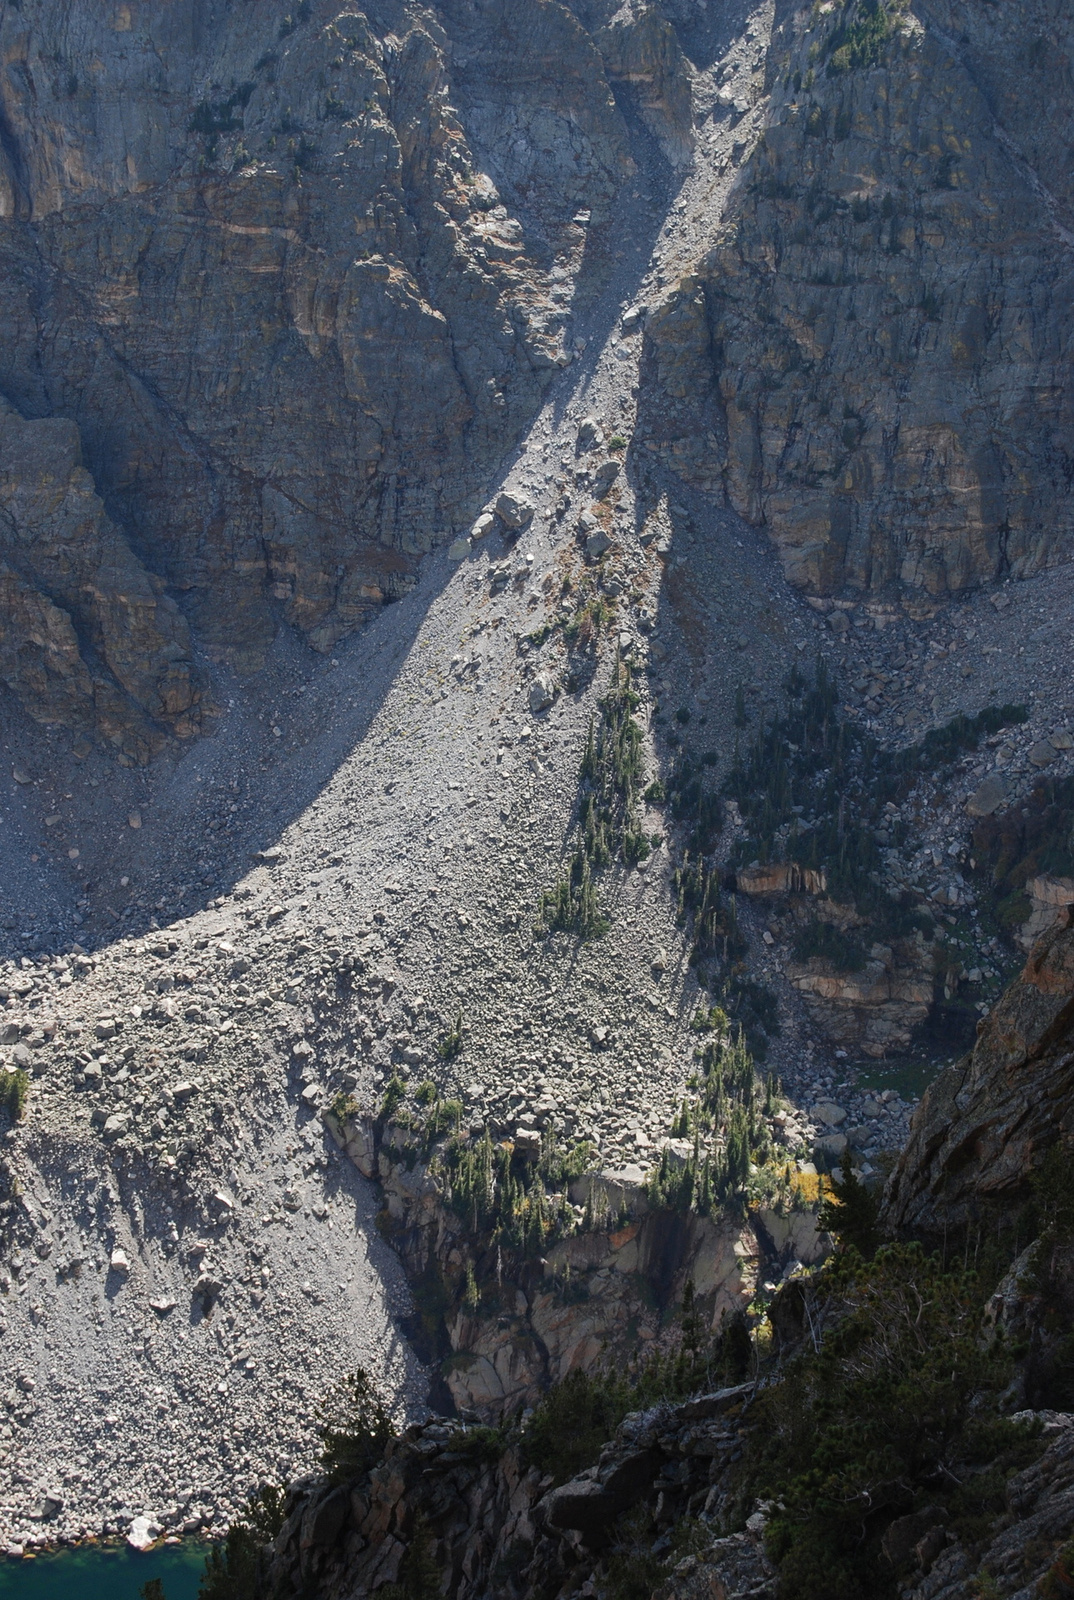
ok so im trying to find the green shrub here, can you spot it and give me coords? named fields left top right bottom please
left=727, top=977, right=781, bottom=1043
left=818, top=1168, right=881, bottom=1257
left=668, top=753, right=723, bottom=850
left=317, top=1368, right=396, bottom=1480
left=913, top=703, right=1027, bottom=771
left=450, top=1423, right=509, bottom=1462
left=329, top=1089, right=360, bottom=1123
left=825, top=0, right=906, bottom=75
left=427, top=1123, right=589, bottom=1266
left=722, top=665, right=1021, bottom=975
left=522, top=1313, right=752, bottom=1483
left=604, top=1509, right=670, bottom=1600
left=378, top=1074, right=407, bottom=1121
left=996, top=889, right=1032, bottom=931
left=197, top=1486, right=285, bottom=1600
left=521, top=1368, right=632, bottom=1482
left=436, top=1013, right=464, bottom=1062
left=537, top=849, right=608, bottom=940
left=561, top=1138, right=597, bottom=1180
left=463, top=1259, right=479, bottom=1309
left=692, top=1003, right=730, bottom=1034
left=537, top=657, right=647, bottom=939
left=648, top=1016, right=776, bottom=1211
left=429, top=1096, right=463, bottom=1136
left=621, top=827, right=651, bottom=865
left=0, top=1068, right=28, bottom=1121
left=668, top=744, right=733, bottom=973
left=564, top=593, right=615, bottom=654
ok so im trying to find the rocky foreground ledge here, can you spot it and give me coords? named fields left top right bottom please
left=264, top=1383, right=774, bottom=1600
left=261, top=1398, right=1074, bottom=1600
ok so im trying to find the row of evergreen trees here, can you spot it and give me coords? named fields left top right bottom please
left=438, top=1125, right=582, bottom=1257
left=648, top=1014, right=775, bottom=1214
left=537, top=655, right=652, bottom=938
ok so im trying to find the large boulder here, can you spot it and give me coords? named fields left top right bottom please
left=540, top=1449, right=659, bottom=1539
left=301, top=1486, right=350, bottom=1550
left=528, top=672, right=555, bottom=714
left=494, top=492, right=535, bottom=531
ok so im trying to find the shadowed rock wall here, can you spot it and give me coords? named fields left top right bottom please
left=0, top=0, right=680, bottom=756
left=3, top=0, right=1072, bottom=759
left=883, top=920, right=1074, bottom=1233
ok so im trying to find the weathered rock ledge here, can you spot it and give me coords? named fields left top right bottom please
left=261, top=1383, right=775, bottom=1600
left=259, top=1356, right=1074, bottom=1600
left=323, top=1101, right=830, bottom=1417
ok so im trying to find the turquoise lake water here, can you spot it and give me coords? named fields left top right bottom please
left=0, top=1544, right=206, bottom=1599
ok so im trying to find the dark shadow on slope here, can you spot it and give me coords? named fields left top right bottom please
left=656, top=0, right=760, bottom=72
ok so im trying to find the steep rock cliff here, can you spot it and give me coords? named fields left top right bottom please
left=260, top=1386, right=775, bottom=1600
left=639, top=0, right=1074, bottom=597
left=323, top=1100, right=829, bottom=1417
left=5, top=0, right=1071, bottom=753
left=0, top=0, right=688, bottom=748
left=884, top=920, right=1074, bottom=1233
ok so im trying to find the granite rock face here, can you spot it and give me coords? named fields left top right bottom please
left=639, top=0, right=1074, bottom=599
left=325, top=1102, right=768, bottom=1417
left=0, top=0, right=682, bottom=748
left=0, top=399, right=206, bottom=761
left=787, top=941, right=933, bottom=1059
left=883, top=921, right=1074, bottom=1234
left=4, top=0, right=1072, bottom=753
